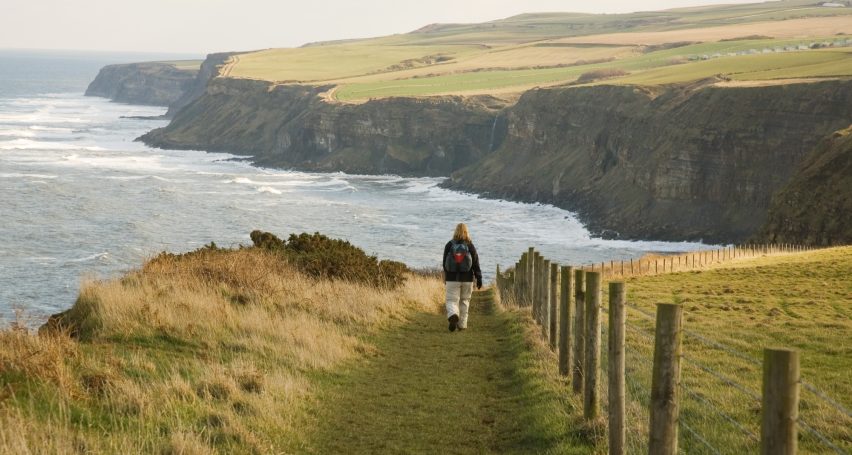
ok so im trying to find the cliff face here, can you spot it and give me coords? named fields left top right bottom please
left=446, top=80, right=852, bottom=243
left=164, top=53, right=236, bottom=117
left=85, top=62, right=198, bottom=106
left=136, top=68, right=852, bottom=243
left=141, top=78, right=506, bottom=176
left=757, top=125, right=852, bottom=246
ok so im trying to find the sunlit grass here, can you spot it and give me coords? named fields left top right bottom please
left=0, top=247, right=443, bottom=453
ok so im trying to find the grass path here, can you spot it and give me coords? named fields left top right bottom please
left=299, top=289, right=589, bottom=454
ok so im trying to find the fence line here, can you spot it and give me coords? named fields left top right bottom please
left=680, top=383, right=760, bottom=442
left=801, top=381, right=852, bottom=419
left=492, top=245, right=846, bottom=455
left=798, top=419, right=847, bottom=455
left=681, top=355, right=761, bottom=401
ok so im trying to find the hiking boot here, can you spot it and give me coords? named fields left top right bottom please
left=448, top=314, right=459, bottom=332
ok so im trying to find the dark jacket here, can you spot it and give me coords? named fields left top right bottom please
left=443, top=240, right=482, bottom=283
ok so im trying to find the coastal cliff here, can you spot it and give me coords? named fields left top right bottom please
left=142, top=78, right=507, bottom=176
left=85, top=62, right=198, bottom=106
left=757, top=125, right=852, bottom=246
left=446, top=80, right=852, bottom=243
left=135, top=61, right=852, bottom=242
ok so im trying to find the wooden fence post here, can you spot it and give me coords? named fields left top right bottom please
left=517, top=258, right=524, bottom=301
left=542, top=259, right=551, bottom=338
left=648, top=303, right=684, bottom=455
left=559, top=266, right=574, bottom=377
left=533, top=253, right=539, bottom=316
left=495, top=264, right=502, bottom=302
left=761, top=349, right=800, bottom=455
left=608, top=281, right=626, bottom=455
left=549, top=263, right=559, bottom=350
left=572, top=269, right=586, bottom=394
left=528, top=248, right=535, bottom=309
left=533, top=252, right=544, bottom=324
left=584, top=271, right=602, bottom=420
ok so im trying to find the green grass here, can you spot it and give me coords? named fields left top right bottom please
left=603, top=49, right=852, bottom=85
left=158, top=59, right=203, bottom=71
left=219, top=0, right=852, bottom=100
left=334, top=44, right=852, bottom=100
left=226, top=38, right=484, bottom=82
left=608, top=247, right=852, bottom=452
left=298, top=290, right=599, bottom=454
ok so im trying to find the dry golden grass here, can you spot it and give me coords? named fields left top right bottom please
left=0, top=247, right=443, bottom=453
left=552, top=16, right=852, bottom=46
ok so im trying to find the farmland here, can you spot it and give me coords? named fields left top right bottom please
left=220, top=0, right=852, bottom=101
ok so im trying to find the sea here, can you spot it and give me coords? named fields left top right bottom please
left=0, top=49, right=714, bottom=324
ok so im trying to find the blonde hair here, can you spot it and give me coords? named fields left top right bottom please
left=453, top=223, right=472, bottom=243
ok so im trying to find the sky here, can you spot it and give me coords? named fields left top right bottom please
left=1, top=0, right=764, bottom=55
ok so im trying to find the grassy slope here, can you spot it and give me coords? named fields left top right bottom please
left=619, top=247, right=852, bottom=452
left=0, top=248, right=443, bottom=453
left=1, top=245, right=848, bottom=452
left=221, top=0, right=852, bottom=100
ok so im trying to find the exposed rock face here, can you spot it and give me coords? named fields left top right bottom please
left=445, top=80, right=852, bottom=243
left=141, top=78, right=507, bottom=176
left=756, top=125, right=852, bottom=246
left=85, top=62, right=198, bottom=106
left=135, top=65, right=852, bottom=243
left=165, top=53, right=237, bottom=117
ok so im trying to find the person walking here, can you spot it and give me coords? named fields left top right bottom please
left=443, top=223, right=482, bottom=332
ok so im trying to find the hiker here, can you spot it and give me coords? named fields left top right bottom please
left=443, top=223, right=482, bottom=332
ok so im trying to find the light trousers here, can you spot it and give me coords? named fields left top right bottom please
left=445, top=281, right=473, bottom=329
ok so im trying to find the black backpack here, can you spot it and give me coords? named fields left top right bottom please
left=444, top=240, right=473, bottom=273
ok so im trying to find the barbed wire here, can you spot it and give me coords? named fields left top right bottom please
left=680, top=419, right=722, bottom=455
left=682, top=330, right=761, bottom=367
left=625, top=322, right=655, bottom=342
left=626, top=303, right=656, bottom=321
left=680, top=384, right=759, bottom=442
left=801, top=381, right=852, bottom=420
left=681, top=355, right=761, bottom=402
left=798, top=419, right=848, bottom=455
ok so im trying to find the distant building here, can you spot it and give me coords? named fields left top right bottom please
left=819, top=2, right=845, bottom=7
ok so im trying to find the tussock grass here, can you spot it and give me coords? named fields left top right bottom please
left=0, top=246, right=443, bottom=453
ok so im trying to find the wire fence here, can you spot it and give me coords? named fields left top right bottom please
left=494, top=245, right=851, bottom=454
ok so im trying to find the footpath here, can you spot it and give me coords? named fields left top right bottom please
left=301, top=289, right=587, bottom=454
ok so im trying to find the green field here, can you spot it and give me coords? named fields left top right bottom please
left=219, top=0, right=852, bottom=100
left=499, top=246, right=852, bottom=453
left=333, top=44, right=852, bottom=100
left=158, top=59, right=203, bottom=71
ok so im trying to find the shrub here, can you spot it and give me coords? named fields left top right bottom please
left=576, top=68, right=629, bottom=83
left=250, top=231, right=409, bottom=289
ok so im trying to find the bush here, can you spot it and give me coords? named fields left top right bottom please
left=250, top=231, right=408, bottom=289
left=576, top=68, right=629, bottom=83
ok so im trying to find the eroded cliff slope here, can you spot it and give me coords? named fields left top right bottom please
left=137, top=59, right=852, bottom=243
left=85, top=62, right=198, bottom=106
left=446, top=80, right=852, bottom=243
left=142, top=78, right=507, bottom=176
left=757, top=125, right=852, bottom=245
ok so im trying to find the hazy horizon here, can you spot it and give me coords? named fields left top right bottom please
left=2, top=0, right=764, bottom=55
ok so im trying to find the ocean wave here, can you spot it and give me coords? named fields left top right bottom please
left=0, top=138, right=80, bottom=150
left=0, top=173, right=58, bottom=179
left=66, top=252, right=110, bottom=263
left=257, top=186, right=283, bottom=195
